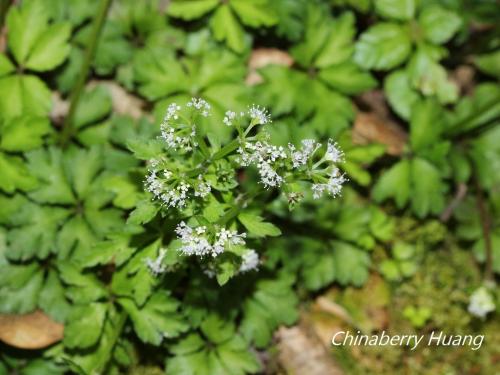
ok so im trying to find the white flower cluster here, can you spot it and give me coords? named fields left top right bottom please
left=468, top=286, right=496, bottom=318
left=144, top=248, right=167, bottom=276
left=311, top=170, right=346, bottom=199
left=239, top=249, right=259, bottom=272
left=288, top=139, right=321, bottom=168
left=238, top=141, right=287, bottom=188
left=187, top=97, right=211, bottom=117
left=175, top=221, right=247, bottom=257
left=223, top=110, right=237, bottom=126
left=145, top=161, right=210, bottom=208
left=248, top=104, right=271, bottom=125
left=237, top=137, right=345, bottom=196
left=160, top=123, right=197, bottom=151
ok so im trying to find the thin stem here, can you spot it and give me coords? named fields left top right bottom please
left=59, top=0, right=113, bottom=147
left=217, top=190, right=263, bottom=226
left=474, top=176, right=494, bottom=281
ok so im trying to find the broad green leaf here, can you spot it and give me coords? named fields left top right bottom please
left=0, top=267, right=43, bottom=314
left=318, top=62, right=377, bottom=94
left=127, top=199, right=160, bottom=225
left=238, top=212, right=281, bottom=237
left=7, top=205, right=69, bottom=261
left=64, top=146, right=103, bottom=199
left=168, top=0, right=219, bottom=20
left=408, top=46, right=458, bottom=104
left=74, top=85, right=112, bottom=129
left=374, top=0, right=415, bottom=20
left=133, top=48, right=188, bottom=99
left=0, top=75, right=52, bottom=120
left=0, top=54, right=15, bottom=77
left=384, top=69, right=420, bottom=120
left=0, top=153, right=38, bottom=193
left=354, top=23, right=411, bottom=70
left=410, top=99, right=442, bottom=152
left=418, top=5, right=461, bottom=45
left=0, top=115, right=51, bottom=151
left=64, top=303, right=107, bottom=349
left=302, top=249, right=336, bottom=290
left=25, top=23, right=71, bottom=71
left=120, top=293, right=187, bottom=345
left=411, top=157, right=447, bottom=217
left=230, top=0, right=277, bottom=27
left=58, top=262, right=108, bottom=303
left=332, top=241, right=370, bottom=286
left=474, top=50, right=500, bottom=79
left=211, top=5, right=246, bottom=53
left=26, top=148, right=75, bottom=204
left=315, top=12, right=356, bottom=68
left=39, top=270, right=71, bottom=322
left=372, top=159, right=410, bottom=208
left=241, top=278, right=298, bottom=348
left=6, top=0, right=48, bottom=65
left=102, top=175, right=140, bottom=209
left=201, top=314, right=234, bottom=344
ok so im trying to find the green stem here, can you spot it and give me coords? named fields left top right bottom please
left=59, top=0, right=113, bottom=147
left=186, top=138, right=241, bottom=178
left=217, top=190, right=262, bottom=225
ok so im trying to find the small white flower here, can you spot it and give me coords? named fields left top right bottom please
left=145, top=248, right=168, bottom=276
left=468, top=287, right=496, bottom=318
left=164, top=103, right=181, bottom=121
left=325, top=140, right=343, bottom=163
left=248, top=104, right=271, bottom=125
left=289, top=139, right=321, bottom=168
left=187, top=97, right=211, bottom=117
left=312, top=169, right=346, bottom=199
left=194, top=175, right=211, bottom=198
left=237, top=141, right=287, bottom=188
left=239, top=249, right=259, bottom=273
left=175, top=222, right=247, bottom=258
left=223, top=110, right=237, bottom=126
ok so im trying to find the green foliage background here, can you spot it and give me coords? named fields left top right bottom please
left=0, top=0, right=499, bottom=373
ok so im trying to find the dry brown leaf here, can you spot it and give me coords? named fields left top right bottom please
left=246, top=48, right=293, bottom=85
left=0, top=310, right=64, bottom=349
left=353, top=112, right=407, bottom=156
left=275, top=319, right=344, bottom=375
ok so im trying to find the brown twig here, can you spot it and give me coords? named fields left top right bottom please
left=440, top=183, right=468, bottom=222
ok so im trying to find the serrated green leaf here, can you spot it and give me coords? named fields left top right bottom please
left=418, top=5, right=461, bottom=45
left=230, top=0, right=277, bottom=28
left=410, top=99, right=442, bottom=153
left=384, top=69, right=420, bottom=120
left=354, top=23, right=411, bottom=70
left=211, top=5, right=246, bottom=53
left=26, top=147, right=75, bottom=204
left=25, top=22, right=71, bottom=71
left=74, top=85, right=112, bottom=129
left=0, top=153, right=38, bottom=193
left=168, top=0, right=219, bottom=20
left=120, top=293, right=187, bottom=345
left=319, top=62, right=377, bottom=94
left=474, top=49, right=500, bottom=79
left=374, top=0, right=415, bottom=20
left=372, top=159, right=410, bottom=208
left=410, top=157, right=446, bottom=217
left=238, top=212, right=281, bottom=237
left=332, top=241, right=370, bottom=286
left=64, top=303, right=107, bottom=349
left=0, top=75, right=52, bottom=120
left=127, top=199, right=160, bottom=225
left=314, top=12, right=355, bottom=68
left=0, top=115, right=51, bottom=151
